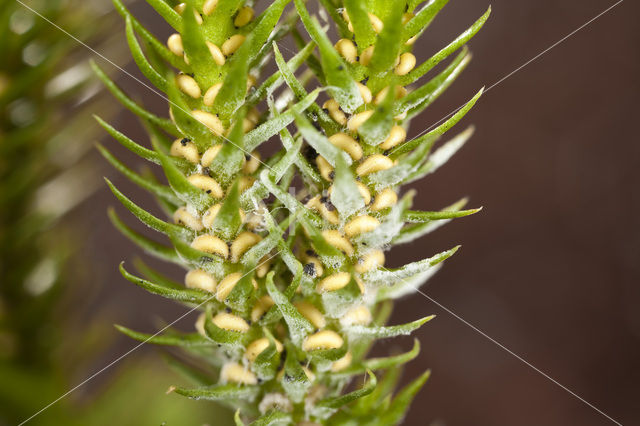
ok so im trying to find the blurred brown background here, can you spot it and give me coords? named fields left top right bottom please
left=61, top=0, right=639, bottom=425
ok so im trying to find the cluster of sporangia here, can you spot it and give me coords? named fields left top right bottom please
left=169, top=1, right=412, bottom=385
left=101, top=0, right=487, bottom=422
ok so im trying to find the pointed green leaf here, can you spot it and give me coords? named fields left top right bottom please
left=225, top=273, right=256, bottom=312
left=403, top=0, right=449, bottom=42
left=95, top=116, right=159, bottom=164
left=173, top=384, right=260, bottom=401
left=331, top=154, right=365, bottom=218
left=108, top=208, right=181, bottom=264
left=299, top=216, right=347, bottom=266
left=403, top=207, right=481, bottom=222
left=280, top=129, right=322, bottom=183
left=92, top=61, right=179, bottom=136
left=377, top=265, right=441, bottom=302
left=241, top=233, right=279, bottom=271
left=391, top=90, right=482, bottom=157
left=106, top=179, right=187, bottom=237
left=115, top=324, right=212, bottom=347
left=214, top=41, right=249, bottom=118
left=318, top=370, right=377, bottom=409
left=294, top=0, right=362, bottom=113
left=378, top=370, right=431, bottom=425
left=366, top=246, right=459, bottom=285
left=295, top=112, right=352, bottom=167
left=344, top=0, right=376, bottom=48
left=414, top=125, right=475, bottom=176
left=270, top=137, right=302, bottom=182
left=265, top=272, right=314, bottom=345
left=272, top=42, right=337, bottom=134
left=318, top=0, right=350, bottom=37
left=271, top=42, right=305, bottom=103
left=370, top=6, right=404, bottom=74
left=245, top=0, right=290, bottom=64
left=98, top=144, right=179, bottom=204
left=248, top=40, right=315, bottom=106
left=309, top=339, right=349, bottom=364
left=119, top=262, right=211, bottom=303
left=257, top=214, right=303, bottom=291
left=259, top=170, right=323, bottom=228
left=351, top=365, right=401, bottom=416
left=245, top=89, right=320, bottom=151
left=125, top=17, right=167, bottom=92
left=363, top=339, right=421, bottom=372
left=353, top=191, right=414, bottom=249
left=346, top=316, right=435, bottom=339
left=181, top=2, right=216, bottom=86
left=145, top=0, right=182, bottom=31
left=337, top=339, right=421, bottom=377
left=211, top=180, right=242, bottom=240
left=251, top=329, right=280, bottom=380
left=282, top=259, right=304, bottom=300
left=393, top=198, right=469, bottom=245
left=133, top=258, right=183, bottom=289
left=210, top=110, right=247, bottom=184
left=395, top=47, right=471, bottom=117
left=400, top=7, right=491, bottom=86
left=402, top=126, right=475, bottom=188
left=358, top=84, right=396, bottom=145
left=113, top=0, right=189, bottom=71
left=234, top=410, right=245, bottom=426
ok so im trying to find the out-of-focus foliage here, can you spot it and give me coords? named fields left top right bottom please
left=0, top=1, right=228, bottom=424
left=0, top=0, right=107, bottom=373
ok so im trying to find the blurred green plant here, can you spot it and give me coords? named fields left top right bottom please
left=0, top=1, right=229, bottom=424
left=0, top=0, right=99, bottom=370
left=98, top=0, right=488, bottom=424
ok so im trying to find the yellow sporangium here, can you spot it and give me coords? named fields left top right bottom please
left=170, top=138, right=200, bottom=163
left=173, top=207, right=203, bottom=231
left=321, top=230, right=354, bottom=256
left=212, top=312, right=250, bottom=332
left=245, top=337, right=284, bottom=362
left=191, top=234, right=228, bottom=258
left=220, top=362, right=257, bottom=385
left=294, top=301, right=326, bottom=329
left=187, top=174, right=224, bottom=198
left=317, top=272, right=352, bottom=292
left=356, top=154, right=394, bottom=176
left=185, top=269, right=216, bottom=292
left=344, top=215, right=380, bottom=238
left=216, top=272, right=243, bottom=301
left=230, top=231, right=262, bottom=263
left=302, top=330, right=344, bottom=351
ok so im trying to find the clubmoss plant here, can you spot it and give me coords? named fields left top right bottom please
left=99, top=0, right=489, bottom=424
